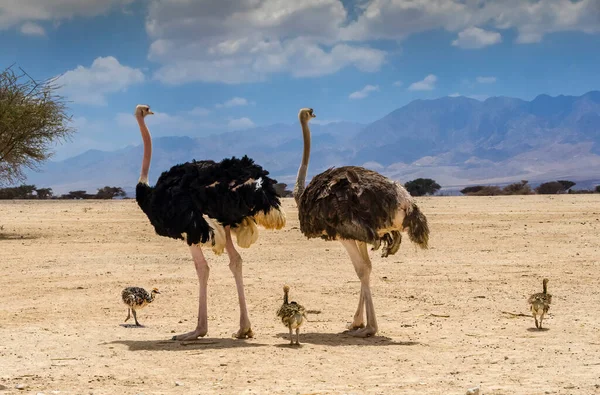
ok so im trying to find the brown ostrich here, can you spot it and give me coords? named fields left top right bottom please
left=293, top=108, right=429, bottom=337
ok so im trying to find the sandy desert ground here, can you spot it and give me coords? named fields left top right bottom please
left=1, top=195, right=599, bottom=394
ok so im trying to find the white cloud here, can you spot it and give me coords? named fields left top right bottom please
left=146, top=0, right=385, bottom=84
left=393, top=80, right=403, bottom=87
left=215, top=97, right=251, bottom=108
left=448, top=93, right=461, bottom=97
left=343, top=0, right=600, bottom=46
left=408, top=74, right=437, bottom=91
left=56, top=56, right=144, bottom=106
left=349, top=84, right=379, bottom=99
left=20, top=22, right=45, bottom=36
left=228, top=117, right=255, bottom=130
left=188, top=107, right=211, bottom=116
left=476, top=76, right=497, bottom=84
left=0, top=0, right=133, bottom=30
left=452, top=27, right=502, bottom=49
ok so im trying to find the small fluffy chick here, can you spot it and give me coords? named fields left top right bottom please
left=277, top=285, right=307, bottom=345
left=122, top=287, right=160, bottom=326
left=528, top=278, right=552, bottom=329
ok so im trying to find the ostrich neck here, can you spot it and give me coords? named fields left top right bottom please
left=283, top=291, right=289, bottom=304
left=543, top=282, right=547, bottom=294
left=137, top=115, right=152, bottom=185
left=294, top=120, right=311, bottom=204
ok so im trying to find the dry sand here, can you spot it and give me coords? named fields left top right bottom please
left=1, top=195, right=599, bottom=394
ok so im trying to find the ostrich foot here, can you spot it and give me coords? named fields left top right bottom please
left=347, top=325, right=377, bottom=338
left=345, top=322, right=365, bottom=331
left=172, top=327, right=208, bottom=341
left=232, top=327, right=254, bottom=339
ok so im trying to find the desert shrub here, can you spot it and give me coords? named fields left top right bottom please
left=274, top=182, right=293, bottom=197
left=467, top=186, right=504, bottom=196
left=460, top=186, right=484, bottom=195
left=405, top=178, right=441, bottom=196
left=595, top=185, right=600, bottom=193
left=536, top=181, right=567, bottom=194
left=95, top=186, right=125, bottom=199
left=503, top=180, right=533, bottom=195
left=60, top=190, right=95, bottom=199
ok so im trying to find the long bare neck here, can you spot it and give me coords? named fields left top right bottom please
left=293, top=119, right=311, bottom=204
left=283, top=290, right=289, bottom=304
left=542, top=281, right=548, bottom=294
left=136, top=115, right=152, bottom=185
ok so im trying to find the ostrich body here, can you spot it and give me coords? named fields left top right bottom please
left=528, top=278, right=551, bottom=329
left=277, top=285, right=306, bottom=345
left=133, top=104, right=286, bottom=340
left=293, top=108, right=429, bottom=337
left=122, top=286, right=160, bottom=326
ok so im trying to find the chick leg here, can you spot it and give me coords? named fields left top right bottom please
left=539, top=311, right=545, bottom=329
left=125, top=308, right=131, bottom=323
left=289, top=326, right=294, bottom=345
left=295, top=328, right=300, bottom=345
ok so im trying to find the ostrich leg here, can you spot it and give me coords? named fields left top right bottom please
left=340, top=239, right=378, bottom=337
left=345, top=242, right=370, bottom=330
left=224, top=226, right=254, bottom=339
left=172, top=245, right=210, bottom=340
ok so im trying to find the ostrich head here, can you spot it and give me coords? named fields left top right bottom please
left=135, top=104, right=154, bottom=118
left=298, top=108, right=316, bottom=123
left=151, top=287, right=161, bottom=295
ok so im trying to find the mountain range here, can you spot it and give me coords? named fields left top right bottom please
left=25, top=91, right=600, bottom=195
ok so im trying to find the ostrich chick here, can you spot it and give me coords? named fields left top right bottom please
left=122, top=287, right=160, bottom=327
left=528, top=278, right=552, bottom=329
left=277, top=285, right=307, bottom=345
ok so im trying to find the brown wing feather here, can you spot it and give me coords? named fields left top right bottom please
left=298, top=166, right=402, bottom=243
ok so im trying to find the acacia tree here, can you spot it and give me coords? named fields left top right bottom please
left=95, top=186, right=126, bottom=199
left=0, top=65, right=74, bottom=185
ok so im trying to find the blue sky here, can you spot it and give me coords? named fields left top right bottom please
left=1, top=0, right=599, bottom=160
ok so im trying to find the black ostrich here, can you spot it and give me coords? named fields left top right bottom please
left=133, top=104, right=286, bottom=341
left=294, top=108, right=429, bottom=337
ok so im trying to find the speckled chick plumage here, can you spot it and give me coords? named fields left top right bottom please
left=277, top=285, right=306, bottom=345
left=122, top=287, right=160, bottom=326
left=528, top=278, right=551, bottom=329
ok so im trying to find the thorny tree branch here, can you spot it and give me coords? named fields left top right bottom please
left=0, top=65, right=75, bottom=185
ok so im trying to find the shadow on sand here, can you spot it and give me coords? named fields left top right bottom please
left=527, top=327, right=550, bottom=332
left=109, top=338, right=267, bottom=351
left=274, top=332, right=421, bottom=347
left=0, top=232, right=39, bottom=241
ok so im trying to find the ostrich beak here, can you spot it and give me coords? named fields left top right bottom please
left=148, top=110, right=155, bottom=115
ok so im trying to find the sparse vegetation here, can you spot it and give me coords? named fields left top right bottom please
left=460, top=186, right=484, bottom=195
left=0, top=184, right=53, bottom=199
left=405, top=178, right=441, bottom=196
left=464, top=186, right=504, bottom=196
left=0, top=65, right=74, bottom=185
left=502, top=180, right=533, bottom=195
left=536, top=181, right=573, bottom=194
left=95, top=186, right=126, bottom=199
left=274, top=182, right=293, bottom=197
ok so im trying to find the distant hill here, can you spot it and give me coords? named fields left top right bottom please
left=25, top=91, right=600, bottom=195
